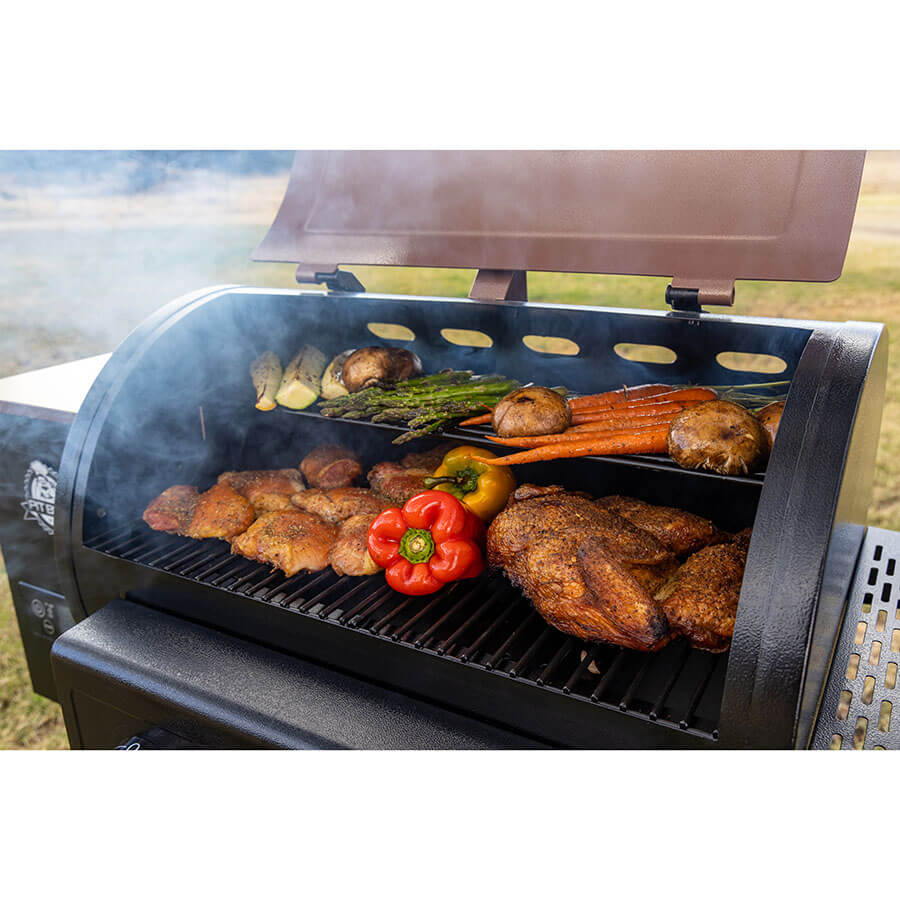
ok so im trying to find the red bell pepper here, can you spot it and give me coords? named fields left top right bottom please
left=367, top=490, right=485, bottom=595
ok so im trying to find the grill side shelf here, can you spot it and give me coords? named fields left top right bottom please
left=812, top=526, right=900, bottom=750
left=85, top=524, right=727, bottom=748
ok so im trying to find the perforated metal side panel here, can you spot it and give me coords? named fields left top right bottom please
left=812, top=527, right=900, bottom=750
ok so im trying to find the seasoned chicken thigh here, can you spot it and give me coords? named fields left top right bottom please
left=143, top=485, right=198, bottom=534
left=218, top=468, right=305, bottom=513
left=230, top=509, right=337, bottom=576
left=290, top=487, right=391, bottom=524
left=329, top=514, right=383, bottom=576
left=186, top=483, right=256, bottom=540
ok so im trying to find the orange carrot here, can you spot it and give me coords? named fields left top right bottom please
left=567, top=384, right=673, bottom=410
left=570, top=399, right=692, bottom=425
left=486, top=422, right=668, bottom=447
left=472, top=427, right=669, bottom=465
left=572, top=387, right=717, bottom=414
left=459, top=412, right=493, bottom=427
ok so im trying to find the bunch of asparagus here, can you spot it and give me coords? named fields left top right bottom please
left=318, top=370, right=521, bottom=443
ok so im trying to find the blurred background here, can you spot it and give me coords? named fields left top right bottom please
left=1, top=149, right=899, bottom=748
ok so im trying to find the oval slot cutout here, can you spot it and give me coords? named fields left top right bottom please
left=614, top=343, right=677, bottom=365
left=367, top=322, right=415, bottom=341
left=716, top=351, right=787, bottom=374
left=522, top=335, right=580, bottom=356
left=441, top=328, right=493, bottom=348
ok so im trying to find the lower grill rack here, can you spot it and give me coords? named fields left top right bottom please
left=87, top=524, right=729, bottom=743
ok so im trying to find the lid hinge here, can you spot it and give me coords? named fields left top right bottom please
left=469, top=269, right=527, bottom=302
left=666, top=277, right=734, bottom=312
left=295, top=264, right=365, bottom=294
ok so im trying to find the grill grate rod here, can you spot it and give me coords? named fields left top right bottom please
left=679, top=653, right=721, bottom=730
left=459, top=594, right=520, bottom=662
left=279, top=570, right=333, bottom=608
left=91, top=524, right=138, bottom=552
left=485, top=609, right=541, bottom=671
left=619, top=655, right=654, bottom=711
left=591, top=650, right=628, bottom=702
left=536, top=638, right=578, bottom=687
left=340, top=583, right=393, bottom=626
left=436, top=591, right=505, bottom=657
left=415, top=583, right=484, bottom=649
left=649, top=643, right=692, bottom=721
left=509, top=627, right=558, bottom=678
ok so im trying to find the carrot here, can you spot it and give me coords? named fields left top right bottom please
left=572, top=386, right=717, bottom=414
left=486, top=421, right=669, bottom=447
left=567, top=384, right=673, bottom=410
left=570, top=399, right=691, bottom=425
left=472, top=426, right=669, bottom=465
left=458, top=412, right=493, bottom=427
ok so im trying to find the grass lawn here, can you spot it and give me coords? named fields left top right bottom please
left=1, top=152, right=898, bottom=749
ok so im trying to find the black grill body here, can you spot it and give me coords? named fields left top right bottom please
left=50, top=286, right=888, bottom=749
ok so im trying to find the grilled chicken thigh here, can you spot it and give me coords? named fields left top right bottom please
left=300, top=445, right=362, bottom=489
left=366, top=443, right=455, bottom=505
left=290, top=487, right=391, bottom=524
left=186, top=483, right=256, bottom=540
left=230, top=509, right=337, bottom=576
left=654, top=538, right=748, bottom=652
left=143, top=483, right=254, bottom=540
left=218, top=468, right=306, bottom=513
left=143, top=485, right=199, bottom=533
left=595, top=495, right=723, bottom=556
left=487, top=486, right=672, bottom=650
left=329, top=514, right=383, bottom=576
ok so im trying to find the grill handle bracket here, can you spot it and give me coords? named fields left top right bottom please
left=295, top=264, right=365, bottom=294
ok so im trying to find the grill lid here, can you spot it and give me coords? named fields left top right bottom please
left=254, top=150, right=865, bottom=302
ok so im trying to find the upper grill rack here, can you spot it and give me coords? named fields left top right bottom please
left=89, top=522, right=727, bottom=742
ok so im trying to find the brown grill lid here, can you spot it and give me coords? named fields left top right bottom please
left=254, top=151, right=865, bottom=296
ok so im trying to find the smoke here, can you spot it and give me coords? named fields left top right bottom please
left=0, top=151, right=294, bottom=378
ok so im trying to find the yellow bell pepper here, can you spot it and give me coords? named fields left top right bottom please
left=425, top=445, right=516, bottom=521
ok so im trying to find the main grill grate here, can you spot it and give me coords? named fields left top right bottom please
left=813, top=526, right=900, bottom=750
left=87, top=524, right=729, bottom=742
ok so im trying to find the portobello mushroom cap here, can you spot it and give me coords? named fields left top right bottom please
left=667, top=400, right=768, bottom=475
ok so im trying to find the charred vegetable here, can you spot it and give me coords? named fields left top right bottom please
left=341, top=347, right=423, bottom=393
left=250, top=351, right=282, bottom=411
left=275, top=345, right=327, bottom=410
left=320, top=350, right=354, bottom=400
left=667, top=400, right=768, bottom=475
left=492, top=386, right=571, bottom=437
left=756, top=401, right=784, bottom=451
left=319, top=370, right=521, bottom=444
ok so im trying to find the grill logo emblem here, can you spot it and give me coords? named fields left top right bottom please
left=22, top=460, right=57, bottom=536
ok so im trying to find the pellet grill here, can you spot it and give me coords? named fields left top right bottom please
left=1, top=150, right=895, bottom=749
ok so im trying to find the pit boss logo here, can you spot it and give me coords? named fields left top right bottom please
left=22, top=460, right=57, bottom=535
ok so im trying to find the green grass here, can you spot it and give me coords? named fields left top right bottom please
left=2, top=153, right=898, bottom=749
left=0, top=549, right=66, bottom=749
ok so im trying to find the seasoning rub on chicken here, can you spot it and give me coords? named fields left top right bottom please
left=488, top=485, right=747, bottom=652
left=230, top=509, right=337, bottom=576
left=142, top=483, right=255, bottom=540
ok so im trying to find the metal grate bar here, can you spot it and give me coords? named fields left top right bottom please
left=459, top=596, right=520, bottom=662
left=591, top=650, right=628, bottom=702
left=395, top=592, right=453, bottom=643
left=319, top=578, right=375, bottom=619
left=209, top=557, right=257, bottom=586
left=485, top=610, right=541, bottom=671
left=564, top=646, right=600, bottom=695
left=415, top=583, right=485, bottom=649
left=279, top=570, right=333, bottom=607
left=340, top=583, right=393, bottom=626
left=679, top=653, right=720, bottom=730
left=91, top=524, right=138, bottom=552
left=296, top=575, right=344, bottom=613
left=371, top=596, right=416, bottom=636
left=179, top=547, right=231, bottom=579
left=536, top=638, right=578, bottom=687
left=619, top=654, right=654, bottom=711
left=161, top=543, right=212, bottom=572
left=649, top=643, right=692, bottom=721
left=436, top=591, right=505, bottom=657
left=509, top=627, right=557, bottom=678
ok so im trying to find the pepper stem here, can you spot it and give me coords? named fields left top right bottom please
left=399, top=528, right=435, bottom=564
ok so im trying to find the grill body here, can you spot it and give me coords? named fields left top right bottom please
left=50, top=286, right=887, bottom=749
